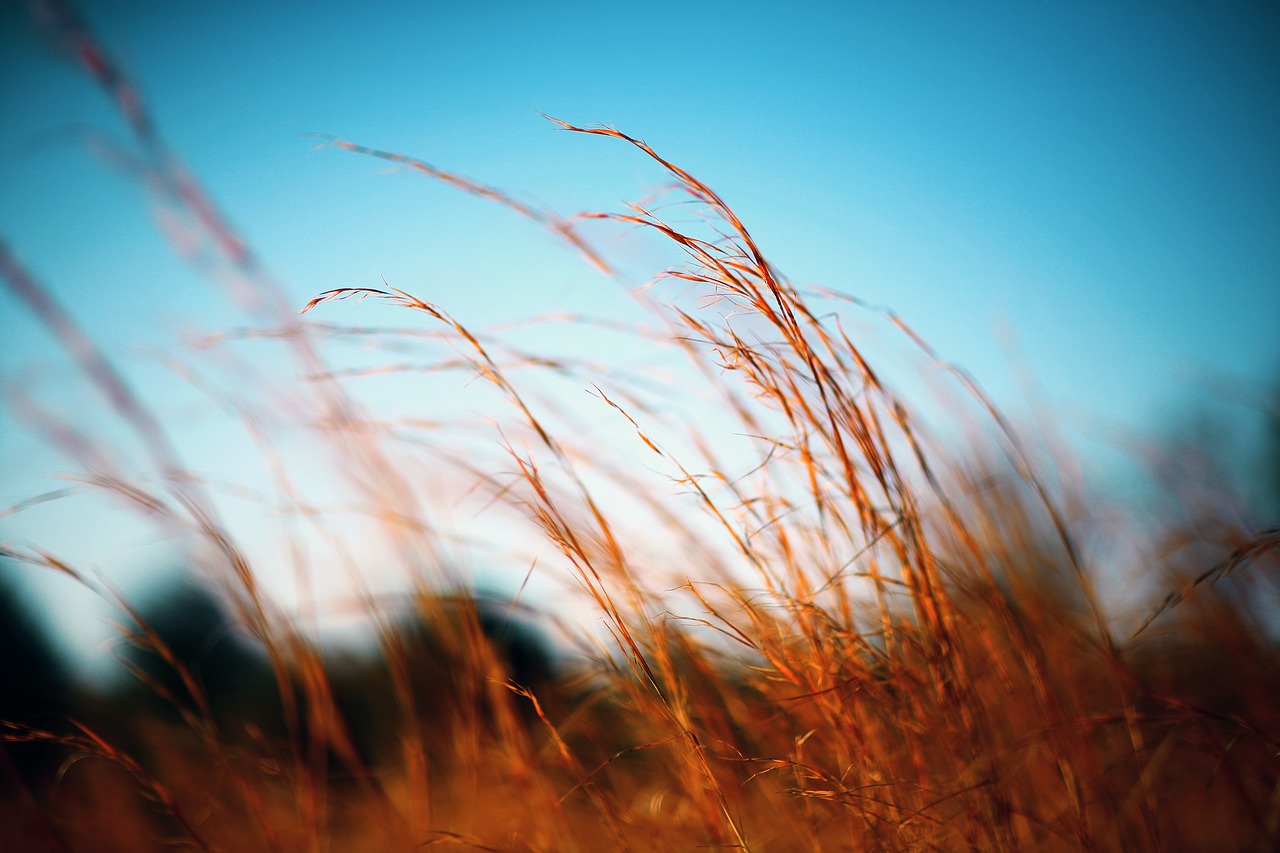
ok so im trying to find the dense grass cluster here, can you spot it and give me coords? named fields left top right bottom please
left=4, top=5, right=1280, bottom=851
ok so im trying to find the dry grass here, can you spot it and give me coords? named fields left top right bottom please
left=4, top=4, right=1280, bottom=851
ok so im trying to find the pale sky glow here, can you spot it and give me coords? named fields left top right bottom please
left=2, top=1, right=1278, bottom=666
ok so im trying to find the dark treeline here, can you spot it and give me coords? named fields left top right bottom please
left=0, top=566, right=559, bottom=791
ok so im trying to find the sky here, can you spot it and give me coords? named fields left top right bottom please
left=2, top=1, right=1279, bottom=665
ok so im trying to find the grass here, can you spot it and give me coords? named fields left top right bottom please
left=3, top=5, right=1280, bottom=850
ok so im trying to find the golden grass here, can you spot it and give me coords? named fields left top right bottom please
left=4, top=5, right=1280, bottom=850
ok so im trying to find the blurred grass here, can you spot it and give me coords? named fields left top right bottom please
left=3, top=3, right=1279, bottom=850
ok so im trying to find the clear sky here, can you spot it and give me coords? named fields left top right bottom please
left=2, top=1, right=1279, bottom=662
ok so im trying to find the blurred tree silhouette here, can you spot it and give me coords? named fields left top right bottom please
left=325, top=592, right=558, bottom=768
left=110, top=572, right=557, bottom=768
left=0, top=566, right=73, bottom=775
left=111, top=574, right=280, bottom=735
left=0, top=566, right=77, bottom=850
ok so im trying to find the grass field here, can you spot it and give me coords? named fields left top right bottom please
left=3, top=6, right=1279, bottom=851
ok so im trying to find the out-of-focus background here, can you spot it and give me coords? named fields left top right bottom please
left=2, top=0, right=1278, bottom=675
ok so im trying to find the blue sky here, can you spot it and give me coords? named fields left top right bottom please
left=3, top=1, right=1276, bottom=421
left=2, top=1, right=1279, bottom=660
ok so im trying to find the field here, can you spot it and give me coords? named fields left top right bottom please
left=3, top=6, right=1279, bottom=852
